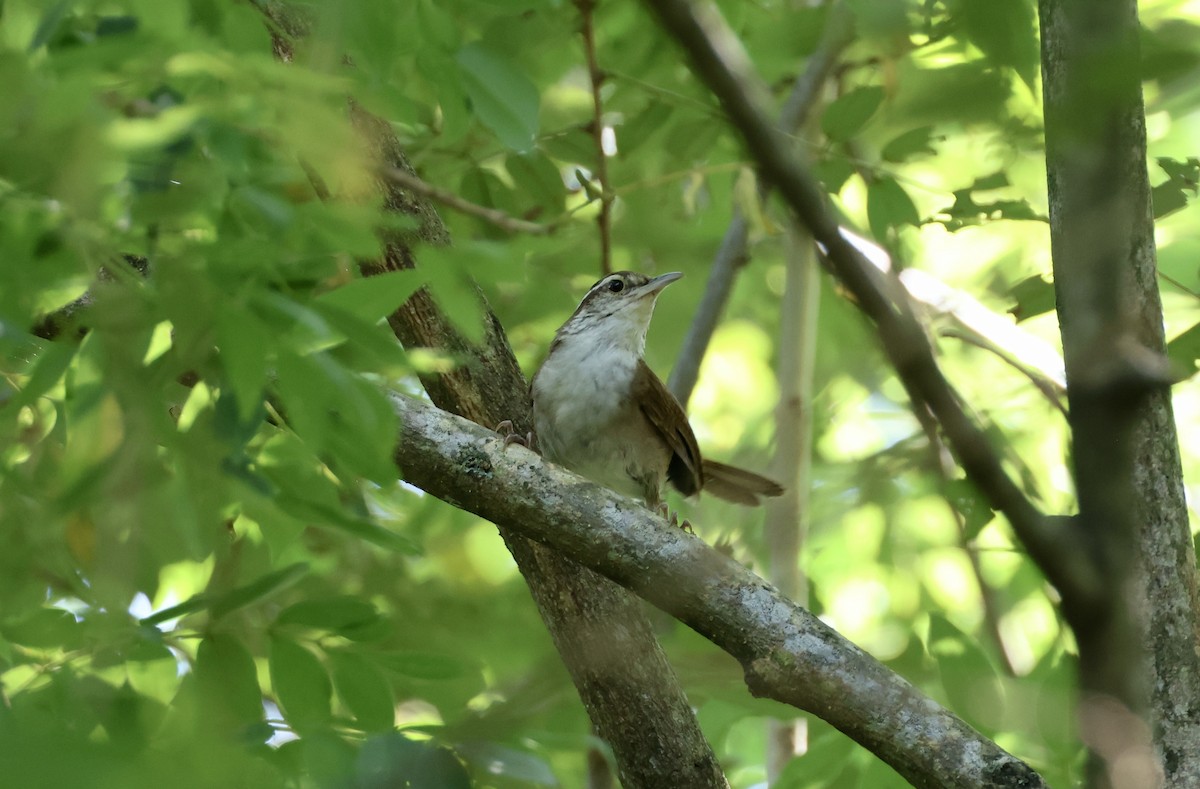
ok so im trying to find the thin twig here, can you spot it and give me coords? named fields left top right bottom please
left=939, top=328, right=1068, bottom=417
left=668, top=3, right=854, bottom=405
left=378, top=166, right=555, bottom=236
left=640, top=0, right=1097, bottom=602
left=575, top=0, right=614, bottom=275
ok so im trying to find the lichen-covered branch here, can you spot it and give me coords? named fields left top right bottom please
left=391, top=393, right=1049, bottom=789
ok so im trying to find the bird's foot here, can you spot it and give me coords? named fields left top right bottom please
left=655, top=503, right=694, bottom=534
left=494, top=420, right=536, bottom=451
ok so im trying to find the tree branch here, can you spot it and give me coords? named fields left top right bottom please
left=637, top=0, right=1098, bottom=604
left=390, top=393, right=1049, bottom=789
left=668, top=3, right=853, bottom=405
left=575, top=0, right=614, bottom=276
left=378, top=166, right=555, bottom=236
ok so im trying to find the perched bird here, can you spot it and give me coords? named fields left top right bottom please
left=531, top=271, right=782, bottom=508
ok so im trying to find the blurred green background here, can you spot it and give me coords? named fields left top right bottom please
left=1, top=0, right=1197, bottom=786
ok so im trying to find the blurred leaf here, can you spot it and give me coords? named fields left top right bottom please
left=357, top=732, right=472, bottom=789
left=945, top=478, right=996, bottom=540
left=867, top=176, right=920, bottom=240
left=330, top=650, right=394, bottom=731
left=928, top=615, right=1004, bottom=732
left=881, top=126, right=940, bottom=163
left=1151, top=156, right=1200, bottom=219
left=2, top=607, right=80, bottom=649
left=456, top=42, right=539, bottom=152
left=821, top=86, right=885, bottom=142
left=314, top=270, right=424, bottom=326
left=456, top=741, right=556, bottom=787
left=196, top=634, right=263, bottom=727
left=277, top=597, right=381, bottom=633
left=210, top=563, right=310, bottom=621
left=1167, top=321, right=1200, bottom=379
left=1007, top=274, right=1056, bottom=322
left=215, top=306, right=272, bottom=422
left=961, top=0, right=1039, bottom=89
left=7, top=342, right=76, bottom=411
left=618, top=101, right=673, bottom=155
left=506, top=151, right=566, bottom=215
left=375, top=651, right=469, bottom=681
left=270, top=636, right=332, bottom=732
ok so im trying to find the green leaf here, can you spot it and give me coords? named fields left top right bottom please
left=196, top=635, right=263, bottom=726
left=270, top=636, right=332, bottom=732
left=1007, top=274, right=1056, bottom=322
left=814, top=157, right=856, bottom=194
left=944, top=478, right=995, bottom=540
left=882, top=126, right=940, bottom=163
left=618, top=101, right=673, bottom=155
left=821, top=86, right=884, bottom=142
left=314, top=270, right=424, bottom=327
left=505, top=151, right=566, bottom=215
left=456, top=43, right=539, bottom=152
left=330, top=650, right=394, bottom=731
left=210, top=563, right=310, bottom=620
left=456, top=742, right=556, bottom=787
left=357, top=732, right=472, bottom=789
left=867, top=176, right=920, bottom=240
left=961, top=0, right=1039, bottom=89
left=9, top=341, right=76, bottom=410
left=375, top=651, right=469, bottom=680
left=928, top=615, right=1005, bottom=731
left=215, top=305, right=272, bottom=421
left=2, top=607, right=80, bottom=648
left=277, top=597, right=381, bottom=632
left=1167, top=321, right=1200, bottom=379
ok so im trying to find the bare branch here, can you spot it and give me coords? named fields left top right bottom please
left=575, top=0, right=614, bottom=275
left=668, top=3, right=853, bottom=404
left=378, top=166, right=555, bottom=236
left=638, top=0, right=1100, bottom=604
left=390, top=393, right=1049, bottom=789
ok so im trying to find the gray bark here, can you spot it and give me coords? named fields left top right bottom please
left=1038, top=1, right=1200, bottom=786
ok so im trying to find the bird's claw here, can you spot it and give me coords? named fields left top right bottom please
left=495, top=420, right=535, bottom=450
left=655, top=503, right=694, bottom=533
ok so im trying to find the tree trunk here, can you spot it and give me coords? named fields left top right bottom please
left=1038, top=0, right=1200, bottom=786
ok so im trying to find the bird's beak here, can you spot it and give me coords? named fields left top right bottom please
left=643, top=271, right=683, bottom=296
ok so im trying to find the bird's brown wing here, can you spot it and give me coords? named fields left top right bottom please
left=633, top=359, right=703, bottom=496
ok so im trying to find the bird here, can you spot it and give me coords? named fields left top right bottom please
left=530, top=270, right=783, bottom=509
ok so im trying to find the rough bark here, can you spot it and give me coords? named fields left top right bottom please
left=390, top=393, right=1049, bottom=789
left=1039, top=0, right=1200, bottom=786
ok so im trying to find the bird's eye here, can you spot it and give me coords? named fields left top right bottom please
left=608, top=279, right=625, bottom=293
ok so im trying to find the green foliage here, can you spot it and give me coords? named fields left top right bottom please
left=0, top=0, right=1197, bottom=787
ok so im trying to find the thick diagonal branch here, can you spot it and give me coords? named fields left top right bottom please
left=638, top=0, right=1094, bottom=603
left=392, top=393, right=1049, bottom=789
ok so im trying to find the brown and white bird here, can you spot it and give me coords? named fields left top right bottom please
left=531, top=271, right=782, bottom=508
